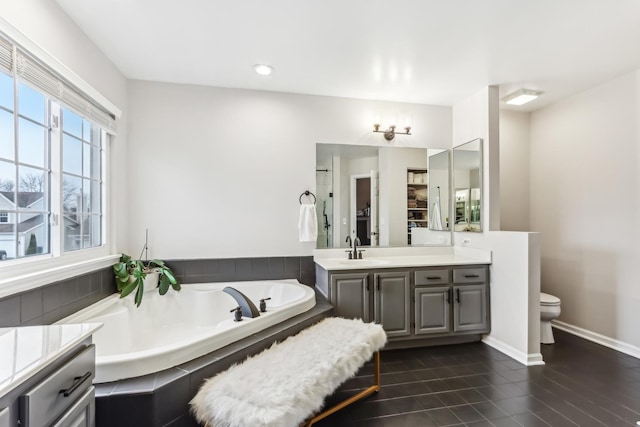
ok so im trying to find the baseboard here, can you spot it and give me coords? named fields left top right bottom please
left=481, top=335, right=545, bottom=366
left=552, top=320, right=640, bottom=359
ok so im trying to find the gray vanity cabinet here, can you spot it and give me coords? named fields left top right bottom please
left=329, top=270, right=411, bottom=337
left=452, top=267, right=488, bottom=332
left=373, top=271, right=411, bottom=337
left=414, top=266, right=489, bottom=336
left=329, top=272, right=370, bottom=321
left=0, top=339, right=96, bottom=427
left=415, top=286, right=451, bottom=335
left=0, top=407, right=9, bottom=427
left=319, top=263, right=489, bottom=345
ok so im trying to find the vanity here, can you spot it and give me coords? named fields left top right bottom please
left=0, top=323, right=101, bottom=427
left=314, top=248, right=491, bottom=348
left=316, top=139, right=490, bottom=347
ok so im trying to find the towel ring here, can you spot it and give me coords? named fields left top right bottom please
left=299, top=190, right=316, bottom=204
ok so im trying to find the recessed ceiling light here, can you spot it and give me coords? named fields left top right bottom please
left=253, top=64, right=274, bottom=76
left=502, top=89, right=542, bottom=106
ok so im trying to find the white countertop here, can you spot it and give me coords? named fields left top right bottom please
left=314, top=246, right=491, bottom=271
left=0, top=323, right=102, bottom=398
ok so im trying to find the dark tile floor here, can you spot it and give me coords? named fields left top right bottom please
left=315, top=330, right=640, bottom=426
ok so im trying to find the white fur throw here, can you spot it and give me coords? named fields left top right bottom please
left=190, top=317, right=387, bottom=427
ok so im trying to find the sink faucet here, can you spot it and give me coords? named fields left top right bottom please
left=345, top=235, right=363, bottom=259
left=352, top=236, right=362, bottom=259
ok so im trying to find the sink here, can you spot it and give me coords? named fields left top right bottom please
left=337, top=258, right=391, bottom=266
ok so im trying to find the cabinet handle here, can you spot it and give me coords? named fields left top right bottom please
left=464, top=274, right=480, bottom=278
left=59, top=371, right=92, bottom=397
left=376, top=277, right=380, bottom=291
left=366, top=280, right=370, bottom=292
left=427, top=276, right=441, bottom=280
left=445, top=289, right=451, bottom=304
left=456, top=288, right=461, bottom=303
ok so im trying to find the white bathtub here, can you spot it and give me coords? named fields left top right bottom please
left=58, top=279, right=316, bottom=383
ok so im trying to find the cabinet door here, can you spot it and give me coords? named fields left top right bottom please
left=415, top=286, right=451, bottom=335
left=51, top=387, right=95, bottom=427
left=0, top=407, right=9, bottom=427
left=453, top=284, right=488, bottom=332
left=330, top=272, right=370, bottom=322
left=373, top=271, right=411, bottom=337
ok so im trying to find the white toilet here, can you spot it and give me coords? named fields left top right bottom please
left=540, top=292, right=561, bottom=344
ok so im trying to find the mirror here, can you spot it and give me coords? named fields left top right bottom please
left=453, top=138, right=482, bottom=232
left=316, top=144, right=452, bottom=248
left=427, top=150, right=451, bottom=232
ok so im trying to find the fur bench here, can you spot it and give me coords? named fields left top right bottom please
left=190, top=317, right=387, bottom=427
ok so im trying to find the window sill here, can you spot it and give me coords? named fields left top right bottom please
left=0, top=252, right=120, bottom=299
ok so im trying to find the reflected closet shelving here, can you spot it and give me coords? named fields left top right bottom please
left=407, top=168, right=428, bottom=244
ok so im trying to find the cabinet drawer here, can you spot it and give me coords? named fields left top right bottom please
left=20, top=345, right=95, bottom=427
left=414, top=269, right=450, bottom=285
left=453, top=267, right=487, bottom=283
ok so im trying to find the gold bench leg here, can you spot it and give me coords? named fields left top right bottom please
left=304, top=351, right=381, bottom=427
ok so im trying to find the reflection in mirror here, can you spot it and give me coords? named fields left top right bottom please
left=453, top=138, right=482, bottom=232
left=316, top=144, right=452, bottom=248
left=428, top=150, right=450, bottom=232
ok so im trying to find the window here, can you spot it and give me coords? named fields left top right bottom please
left=62, top=108, right=103, bottom=251
left=0, top=33, right=113, bottom=262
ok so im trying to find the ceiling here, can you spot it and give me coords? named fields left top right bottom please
left=55, top=0, right=640, bottom=112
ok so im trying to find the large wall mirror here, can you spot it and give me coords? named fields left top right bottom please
left=453, top=138, right=482, bottom=232
left=316, top=144, right=452, bottom=249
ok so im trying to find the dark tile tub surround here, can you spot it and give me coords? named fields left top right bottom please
left=95, top=289, right=334, bottom=427
left=165, top=256, right=315, bottom=286
left=0, top=267, right=116, bottom=327
left=0, top=255, right=315, bottom=328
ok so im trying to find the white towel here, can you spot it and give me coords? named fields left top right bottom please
left=298, top=203, right=318, bottom=242
left=429, top=195, right=444, bottom=231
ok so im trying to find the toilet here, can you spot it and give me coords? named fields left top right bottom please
left=540, top=292, right=561, bottom=344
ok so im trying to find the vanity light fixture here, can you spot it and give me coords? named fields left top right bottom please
left=253, top=64, right=274, bottom=76
left=373, top=123, right=411, bottom=141
left=502, top=88, right=542, bottom=106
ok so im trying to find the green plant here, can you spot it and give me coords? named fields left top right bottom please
left=113, top=253, right=181, bottom=307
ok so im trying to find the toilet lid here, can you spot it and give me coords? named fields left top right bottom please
left=540, top=292, right=560, bottom=305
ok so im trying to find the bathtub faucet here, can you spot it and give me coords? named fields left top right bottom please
left=223, top=287, right=261, bottom=318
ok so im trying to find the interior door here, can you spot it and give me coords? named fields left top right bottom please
left=369, top=170, right=378, bottom=246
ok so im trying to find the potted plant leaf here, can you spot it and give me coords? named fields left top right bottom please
left=113, top=253, right=181, bottom=307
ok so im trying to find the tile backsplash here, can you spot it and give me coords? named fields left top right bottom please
left=0, top=267, right=116, bottom=327
left=0, top=256, right=315, bottom=327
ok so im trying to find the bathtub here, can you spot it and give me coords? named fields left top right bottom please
left=58, top=279, right=316, bottom=383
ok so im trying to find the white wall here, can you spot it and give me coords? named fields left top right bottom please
left=452, top=87, right=501, bottom=232
left=453, top=87, right=542, bottom=365
left=530, top=70, right=640, bottom=351
left=0, top=0, right=129, bottom=288
left=127, top=80, right=451, bottom=258
left=499, top=110, right=530, bottom=231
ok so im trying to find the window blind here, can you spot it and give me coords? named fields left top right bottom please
left=15, top=49, right=116, bottom=131
left=0, top=35, right=12, bottom=74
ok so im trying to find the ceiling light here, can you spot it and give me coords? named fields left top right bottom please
left=502, top=89, right=542, bottom=106
left=253, top=64, right=274, bottom=76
